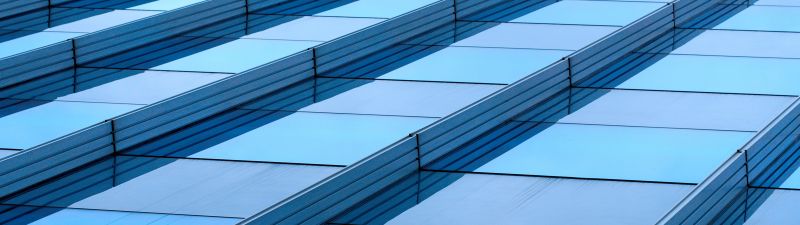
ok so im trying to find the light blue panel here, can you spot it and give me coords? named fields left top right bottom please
left=512, top=1, right=665, bottom=26
left=385, top=173, right=692, bottom=225
left=475, top=123, right=753, bottom=183
left=151, top=39, right=319, bottom=73
left=670, top=30, right=800, bottom=58
left=188, top=112, right=433, bottom=165
left=127, top=0, right=206, bottom=10
left=755, top=0, right=800, bottom=6
left=245, top=16, right=383, bottom=42
left=0, top=206, right=240, bottom=225
left=615, top=54, right=800, bottom=95
left=778, top=171, right=800, bottom=189
left=46, top=10, right=159, bottom=33
left=316, top=0, right=438, bottom=18
left=559, top=89, right=795, bottom=131
left=745, top=189, right=800, bottom=225
left=712, top=6, right=800, bottom=32
left=0, top=32, right=81, bottom=59
left=0, top=101, right=138, bottom=149
left=15, top=157, right=342, bottom=218
left=0, top=149, right=17, bottom=157
left=304, top=79, right=503, bottom=117
left=61, top=70, right=229, bottom=104
left=378, top=47, right=569, bottom=84
left=453, top=23, right=617, bottom=50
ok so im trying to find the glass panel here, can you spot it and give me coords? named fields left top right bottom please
left=244, top=16, right=383, bottom=42
left=0, top=32, right=81, bottom=59
left=558, top=89, right=795, bottom=131
left=333, top=172, right=693, bottom=225
left=711, top=6, right=800, bottom=32
left=0, top=150, right=17, bottom=158
left=1, top=156, right=341, bottom=218
left=511, top=1, right=665, bottom=26
left=754, top=0, right=800, bottom=6
left=376, top=47, right=569, bottom=84
left=150, top=39, right=319, bottom=73
left=606, top=54, right=800, bottom=95
left=464, top=123, right=752, bottom=183
left=745, top=189, right=800, bottom=225
left=127, top=0, right=206, bottom=11
left=46, top=9, right=159, bottom=33
left=0, top=205, right=240, bottom=225
left=452, top=22, right=617, bottom=50
left=303, top=79, right=503, bottom=117
left=669, top=29, right=800, bottom=58
left=126, top=111, right=433, bottom=165
left=0, top=101, right=139, bottom=149
left=316, top=0, right=438, bottom=18
left=60, top=70, right=229, bottom=105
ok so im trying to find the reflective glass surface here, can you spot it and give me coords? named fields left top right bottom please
left=467, top=123, right=752, bottom=183
left=151, top=39, right=319, bottom=73
left=156, top=111, right=433, bottom=165
left=711, top=6, right=800, bottom=32
left=45, top=10, right=158, bottom=33
left=127, top=0, right=206, bottom=11
left=557, top=89, right=795, bottom=131
left=511, top=1, right=665, bottom=26
left=0, top=101, right=139, bottom=149
left=452, top=22, right=617, bottom=50
left=669, top=29, right=800, bottom=58
left=244, top=16, right=383, bottom=42
left=609, top=54, right=800, bottom=95
left=0, top=205, right=240, bottom=225
left=0, top=150, right=17, bottom=157
left=1, top=156, right=340, bottom=218
left=377, top=47, right=569, bottom=84
left=303, top=79, right=503, bottom=117
left=754, top=0, right=800, bottom=6
left=60, top=70, right=229, bottom=104
left=0, top=32, right=81, bottom=59
left=316, top=0, right=437, bottom=18
left=744, top=189, right=800, bottom=225
left=342, top=172, right=692, bottom=225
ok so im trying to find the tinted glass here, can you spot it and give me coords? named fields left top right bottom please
left=452, top=22, right=617, bottom=50
left=511, top=1, right=664, bottom=26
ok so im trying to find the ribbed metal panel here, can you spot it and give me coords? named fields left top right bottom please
left=0, top=0, right=47, bottom=21
left=0, top=41, right=74, bottom=89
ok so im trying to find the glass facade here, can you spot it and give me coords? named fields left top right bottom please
left=0, top=0, right=798, bottom=224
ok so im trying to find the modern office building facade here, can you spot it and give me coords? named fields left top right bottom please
left=0, top=0, right=798, bottom=224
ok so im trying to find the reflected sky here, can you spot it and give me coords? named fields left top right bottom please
left=511, top=1, right=665, bottom=26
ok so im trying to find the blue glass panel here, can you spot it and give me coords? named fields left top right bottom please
left=511, top=1, right=664, bottom=26
left=0, top=101, right=139, bottom=149
left=669, top=29, right=800, bottom=58
left=711, top=6, right=800, bottom=32
left=244, top=16, right=383, bottom=42
left=0, top=32, right=81, bottom=59
left=0, top=205, right=240, bottom=225
left=379, top=173, right=691, bottom=225
left=453, top=23, right=617, bottom=50
left=745, top=189, right=800, bottom=225
left=377, top=47, right=569, bottom=84
left=558, top=89, right=795, bottom=131
left=2, top=157, right=340, bottom=218
left=127, top=0, right=206, bottom=10
left=303, top=79, right=502, bottom=117
left=61, top=70, right=229, bottom=104
left=473, top=123, right=752, bottom=183
left=316, top=0, right=437, bottom=18
left=611, top=54, right=800, bottom=95
left=755, top=0, right=800, bottom=6
left=0, top=150, right=17, bottom=158
left=46, top=10, right=158, bottom=33
left=151, top=39, right=319, bottom=73
left=182, top=112, right=433, bottom=165
left=778, top=170, right=800, bottom=189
